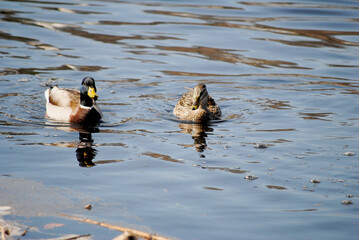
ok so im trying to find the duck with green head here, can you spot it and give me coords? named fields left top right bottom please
left=45, top=77, right=103, bottom=123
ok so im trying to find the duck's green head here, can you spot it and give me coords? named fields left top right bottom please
left=81, top=77, right=98, bottom=100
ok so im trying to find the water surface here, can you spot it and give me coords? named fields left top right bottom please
left=1, top=0, right=359, bottom=239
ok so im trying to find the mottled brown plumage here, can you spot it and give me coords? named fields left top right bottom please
left=45, top=77, right=102, bottom=123
left=173, top=84, right=221, bottom=122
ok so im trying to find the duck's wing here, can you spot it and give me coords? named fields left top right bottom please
left=173, top=88, right=195, bottom=118
left=177, top=89, right=194, bottom=108
left=48, top=87, right=80, bottom=111
left=207, top=96, right=222, bottom=119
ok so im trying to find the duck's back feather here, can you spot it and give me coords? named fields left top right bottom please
left=47, top=86, right=80, bottom=111
left=45, top=101, right=73, bottom=122
left=207, top=97, right=222, bottom=119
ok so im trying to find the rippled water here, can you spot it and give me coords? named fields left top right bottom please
left=1, top=0, right=359, bottom=239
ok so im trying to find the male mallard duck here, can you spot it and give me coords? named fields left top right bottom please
left=173, top=83, right=221, bottom=122
left=44, top=77, right=103, bottom=123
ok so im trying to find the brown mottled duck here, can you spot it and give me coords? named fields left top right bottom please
left=173, top=83, right=221, bottom=122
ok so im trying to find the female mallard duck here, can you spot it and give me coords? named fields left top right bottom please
left=173, top=83, right=221, bottom=122
left=45, top=77, right=103, bottom=123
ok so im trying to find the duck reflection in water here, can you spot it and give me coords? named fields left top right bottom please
left=76, top=131, right=97, bottom=167
left=174, top=83, right=221, bottom=153
left=44, top=122, right=101, bottom=167
left=178, top=123, right=214, bottom=153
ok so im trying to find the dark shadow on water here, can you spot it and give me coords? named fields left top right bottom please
left=43, top=122, right=101, bottom=168
left=65, top=124, right=100, bottom=168
left=76, top=131, right=97, bottom=168
left=177, top=120, right=226, bottom=155
left=48, top=123, right=128, bottom=167
left=44, top=122, right=125, bottom=167
left=178, top=123, right=213, bottom=153
left=163, top=109, right=226, bottom=153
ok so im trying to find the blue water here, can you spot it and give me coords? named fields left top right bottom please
left=1, top=0, right=359, bottom=239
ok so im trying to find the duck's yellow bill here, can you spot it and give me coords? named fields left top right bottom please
left=87, top=87, right=98, bottom=99
left=192, top=96, right=200, bottom=110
